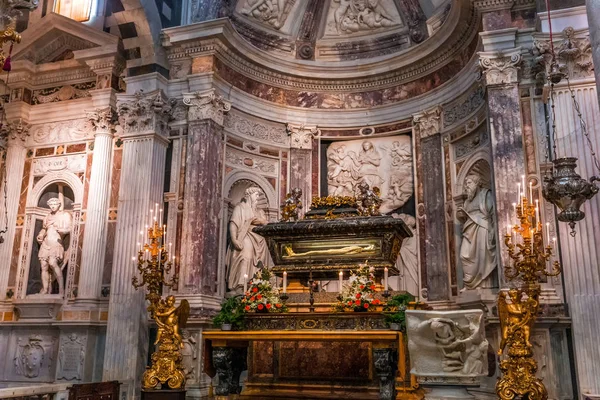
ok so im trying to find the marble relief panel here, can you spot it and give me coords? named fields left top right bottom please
left=324, top=0, right=403, bottom=36
left=225, top=146, right=279, bottom=177
left=236, top=0, right=297, bottom=32
left=326, top=135, right=413, bottom=214
left=4, top=330, right=59, bottom=382
left=29, top=119, right=94, bottom=146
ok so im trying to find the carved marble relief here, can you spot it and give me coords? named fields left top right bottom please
left=57, top=333, right=85, bottom=380
left=240, top=0, right=294, bottom=30
left=30, top=119, right=93, bottom=145
left=326, top=135, right=413, bottom=214
left=224, top=112, right=288, bottom=146
left=31, top=82, right=95, bottom=105
left=533, top=27, right=594, bottom=81
left=226, top=147, right=279, bottom=177
left=13, top=334, right=56, bottom=380
left=181, top=330, right=198, bottom=382
left=325, top=0, right=402, bottom=35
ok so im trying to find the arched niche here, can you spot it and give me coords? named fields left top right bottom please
left=455, top=151, right=493, bottom=198
left=27, top=170, right=84, bottom=208
left=223, top=170, right=278, bottom=216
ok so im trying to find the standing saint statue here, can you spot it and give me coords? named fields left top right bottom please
left=226, top=187, right=270, bottom=292
left=393, top=213, right=419, bottom=296
left=456, top=174, right=497, bottom=291
left=36, top=198, right=72, bottom=295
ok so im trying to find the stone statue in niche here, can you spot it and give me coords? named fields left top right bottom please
left=392, top=213, right=418, bottom=295
left=241, top=0, right=292, bottom=30
left=226, top=187, right=270, bottom=292
left=456, top=174, right=497, bottom=291
left=406, top=310, right=488, bottom=377
left=328, top=0, right=400, bottom=35
left=36, top=197, right=72, bottom=296
left=15, top=336, right=47, bottom=378
left=327, top=136, right=413, bottom=214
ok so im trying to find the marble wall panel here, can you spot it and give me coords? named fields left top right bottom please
left=17, top=159, right=31, bottom=215
left=110, top=148, right=122, bottom=209
left=251, top=341, right=273, bottom=376
left=8, top=227, right=22, bottom=288
left=102, top=222, right=116, bottom=286
left=3, top=328, right=60, bottom=382
left=280, top=159, right=287, bottom=204
left=82, top=152, right=93, bottom=211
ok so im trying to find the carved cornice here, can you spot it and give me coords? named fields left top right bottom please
left=285, top=123, right=320, bottom=150
left=116, top=90, right=175, bottom=137
left=0, top=119, right=31, bottom=145
left=182, top=89, right=231, bottom=126
left=479, top=48, right=522, bottom=86
left=413, top=107, right=442, bottom=139
left=472, top=0, right=514, bottom=12
left=86, top=107, right=116, bottom=135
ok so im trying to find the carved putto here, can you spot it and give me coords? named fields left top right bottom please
left=281, top=188, right=303, bottom=222
left=241, top=0, right=293, bottom=30
left=327, top=0, right=401, bottom=35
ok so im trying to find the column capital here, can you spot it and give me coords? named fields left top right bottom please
left=116, top=89, right=176, bottom=138
left=286, top=123, right=320, bottom=150
left=87, top=107, right=116, bottom=137
left=412, top=106, right=442, bottom=140
left=183, top=89, right=231, bottom=126
left=478, top=48, right=522, bottom=86
left=0, top=119, right=31, bottom=147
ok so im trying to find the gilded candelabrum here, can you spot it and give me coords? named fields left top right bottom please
left=0, top=0, right=39, bottom=69
left=496, top=195, right=561, bottom=400
left=132, top=218, right=189, bottom=391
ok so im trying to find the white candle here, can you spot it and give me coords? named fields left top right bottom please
left=507, top=224, right=511, bottom=236
left=339, top=271, right=343, bottom=293
left=546, top=223, right=550, bottom=245
left=149, top=209, right=153, bottom=229
left=535, top=207, right=539, bottom=231
left=158, top=249, right=162, bottom=268
left=159, top=208, right=163, bottom=225
left=169, top=242, right=172, bottom=256
left=384, top=267, right=388, bottom=290
left=517, top=184, right=521, bottom=207
left=244, top=274, right=248, bottom=293
left=163, top=224, right=167, bottom=243
left=529, top=181, right=533, bottom=203
left=132, top=256, right=136, bottom=267
left=283, top=271, right=287, bottom=293
left=531, top=230, right=534, bottom=252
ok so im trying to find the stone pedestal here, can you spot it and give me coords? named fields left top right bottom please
left=423, top=386, right=474, bottom=400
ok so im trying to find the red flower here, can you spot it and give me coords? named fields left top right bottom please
left=257, top=304, right=264, bottom=310
left=347, top=301, right=353, bottom=306
left=359, top=285, right=365, bottom=289
left=356, top=293, right=361, bottom=299
left=364, top=303, right=370, bottom=309
left=276, top=303, right=282, bottom=308
left=245, top=305, right=250, bottom=311
left=373, top=299, right=380, bottom=305
left=266, top=303, right=272, bottom=309
left=369, top=285, right=376, bottom=290
left=355, top=300, right=361, bottom=305
left=252, top=287, right=258, bottom=293
left=257, top=294, right=262, bottom=300
left=250, top=297, right=255, bottom=301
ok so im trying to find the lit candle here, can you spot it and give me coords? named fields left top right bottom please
left=384, top=267, right=388, bottom=290
left=163, top=224, right=167, bottom=244
left=546, top=223, right=550, bottom=245
left=283, top=271, right=287, bottom=293
left=530, top=229, right=534, bottom=252
left=517, top=184, right=521, bottom=207
left=159, top=208, right=163, bottom=225
left=244, top=274, right=248, bottom=293
left=339, top=271, right=343, bottom=293
left=507, top=224, right=511, bottom=236
left=132, top=256, right=136, bottom=266
left=535, top=207, right=539, bottom=231
left=169, top=242, right=173, bottom=256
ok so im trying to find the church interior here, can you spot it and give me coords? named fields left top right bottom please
left=0, top=0, right=599, bottom=399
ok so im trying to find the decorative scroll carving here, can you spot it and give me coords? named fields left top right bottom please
left=443, top=87, right=485, bottom=128
left=183, top=89, right=232, bottom=125
left=117, top=90, right=175, bottom=136
left=479, top=49, right=522, bottom=86
left=533, top=27, right=593, bottom=81
left=325, top=0, right=402, bottom=35
left=32, top=82, right=95, bottom=105
left=285, top=123, right=320, bottom=150
left=413, top=107, right=441, bottom=139
left=226, top=147, right=278, bottom=176
left=225, top=113, right=287, bottom=145
left=240, top=0, right=294, bottom=30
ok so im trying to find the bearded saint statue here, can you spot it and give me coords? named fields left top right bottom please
left=456, top=174, right=497, bottom=291
left=226, top=187, right=270, bottom=292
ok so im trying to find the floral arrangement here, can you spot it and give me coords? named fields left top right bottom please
left=333, top=263, right=382, bottom=312
left=242, top=268, right=288, bottom=313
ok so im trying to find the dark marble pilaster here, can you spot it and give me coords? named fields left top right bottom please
left=413, top=107, right=451, bottom=302
left=212, top=347, right=247, bottom=396
left=181, top=90, right=231, bottom=295
left=373, top=348, right=398, bottom=400
left=587, top=0, right=600, bottom=109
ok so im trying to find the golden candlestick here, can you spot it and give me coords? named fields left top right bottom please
left=132, top=219, right=189, bottom=390
left=496, top=196, right=562, bottom=400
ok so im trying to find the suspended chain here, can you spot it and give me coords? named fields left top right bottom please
left=565, top=75, right=600, bottom=173
left=0, top=66, right=11, bottom=237
left=549, top=84, right=559, bottom=161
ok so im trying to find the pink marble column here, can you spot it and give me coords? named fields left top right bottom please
left=179, top=89, right=231, bottom=295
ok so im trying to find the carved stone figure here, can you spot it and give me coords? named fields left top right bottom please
left=406, top=310, right=488, bottom=380
left=393, top=213, right=418, bottom=295
left=281, top=188, right=302, bottom=222
left=226, top=187, right=270, bottom=292
left=329, top=0, right=399, bottom=34
left=36, top=198, right=72, bottom=295
left=241, top=0, right=291, bottom=29
left=456, top=174, right=497, bottom=290
left=356, top=181, right=382, bottom=216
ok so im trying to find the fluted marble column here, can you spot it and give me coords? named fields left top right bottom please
left=413, top=107, right=451, bottom=304
left=0, top=120, right=29, bottom=305
left=78, top=108, right=115, bottom=299
left=587, top=0, right=600, bottom=109
left=102, top=91, right=171, bottom=399
left=180, top=89, right=230, bottom=296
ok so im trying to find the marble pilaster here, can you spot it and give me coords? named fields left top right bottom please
left=587, top=0, right=600, bottom=109
left=0, top=119, right=30, bottom=307
left=413, top=107, right=451, bottom=303
left=286, top=123, right=320, bottom=214
left=77, top=108, right=115, bottom=300
left=179, top=89, right=230, bottom=296
left=102, top=90, right=171, bottom=399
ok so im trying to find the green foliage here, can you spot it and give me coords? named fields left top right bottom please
left=213, top=296, right=245, bottom=330
left=383, top=293, right=416, bottom=330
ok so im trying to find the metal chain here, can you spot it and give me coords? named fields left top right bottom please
left=565, top=75, right=600, bottom=172
left=549, top=84, right=559, bottom=160
left=0, top=66, right=11, bottom=239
